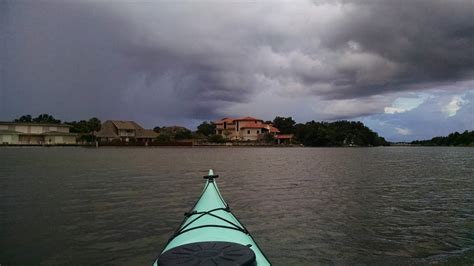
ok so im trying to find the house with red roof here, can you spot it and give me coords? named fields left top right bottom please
left=215, top=116, right=280, bottom=141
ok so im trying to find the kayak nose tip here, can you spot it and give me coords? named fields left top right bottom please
left=204, top=169, right=219, bottom=181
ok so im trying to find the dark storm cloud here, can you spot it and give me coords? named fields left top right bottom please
left=2, top=2, right=133, bottom=119
left=2, top=1, right=276, bottom=124
left=315, top=0, right=474, bottom=99
left=1, top=0, right=473, bottom=125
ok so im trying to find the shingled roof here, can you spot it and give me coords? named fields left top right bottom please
left=111, top=120, right=143, bottom=130
left=95, top=121, right=119, bottom=138
left=95, top=120, right=158, bottom=139
left=136, top=129, right=158, bottom=138
left=215, top=116, right=264, bottom=124
left=234, top=116, right=262, bottom=121
left=215, top=118, right=235, bottom=124
left=0, top=121, right=71, bottom=127
left=239, top=122, right=267, bottom=129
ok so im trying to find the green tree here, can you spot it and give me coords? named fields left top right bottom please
left=87, top=117, right=101, bottom=132
left=67, top=117, right=101, bottom=133
left=411, top=130, right=474, bottom=146
left=156, top=134, right=171, bottom=142
left=14, top=114, right=32, bottom=122
left=175, top=128, right=192, bottom=140
left=68, top=120, right=88, bottom=133
left=153, top=126, right=161, bottom=133
left=273, top=116, right=296, bottom=134
left=160, top=126, right=192, bottom=140
left=32, top=114, right=61, bottom=124
left=197, top=121, right=216, bottom=136
left=263, top=133, right=275, bottom=143
left=208, top=134, right=225, bottom=143
left=293, top=120, right=387, bottom=147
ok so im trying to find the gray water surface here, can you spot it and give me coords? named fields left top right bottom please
left=1, top=147, right=473, bottom=265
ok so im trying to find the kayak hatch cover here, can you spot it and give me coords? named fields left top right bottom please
left=153, top=169, right=271, bottom=266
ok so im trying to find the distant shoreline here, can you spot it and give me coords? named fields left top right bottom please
left=1, top=143, right=472, bottom=148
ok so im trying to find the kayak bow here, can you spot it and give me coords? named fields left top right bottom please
left=154, top=169, right=271, bottom=266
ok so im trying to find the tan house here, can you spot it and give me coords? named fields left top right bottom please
left=95, top=120, right=158, bottom=143
left=215, top=116, right=280, bottom=141
left=0, top=122, right=77, bottom=145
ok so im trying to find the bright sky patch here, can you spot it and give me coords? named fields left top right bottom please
left=443, top=95, right=467, bottom=117
left=395, top=127, right=411, bottom=136
left=384, top=94, right=429, bottom=114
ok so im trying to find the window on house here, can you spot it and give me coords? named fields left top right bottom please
left=224, top=122, right=227, bottom=129
left=247, top=130, right=250, bottom=134
left=257, top=130, right=259, bottom=134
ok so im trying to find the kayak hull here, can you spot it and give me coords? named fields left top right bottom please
left=154, top=170, right=270, bottom=265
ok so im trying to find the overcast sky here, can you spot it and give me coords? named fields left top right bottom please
left=1, top=0, right=473, bottom=141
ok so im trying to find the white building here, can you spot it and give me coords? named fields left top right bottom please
left=0, top=122, right=77, bottom=145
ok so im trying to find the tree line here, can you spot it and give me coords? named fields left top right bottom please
left=153, top=126, right=193, bottom=141
left=11, top=114, right=388, bottom=146
left=195, top=116, right=389, bottom=146
left=293, top=120, right=388, bottom=146
left=13, top=114, right=101, bottom=134
left=279, top=117, right=388, bottom=146
left=411, top=130, right=474, bottom=146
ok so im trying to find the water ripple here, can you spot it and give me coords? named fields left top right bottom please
left=0, top=147, right=473, bottom=265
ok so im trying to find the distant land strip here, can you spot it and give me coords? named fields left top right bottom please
left=3, top=113, right=473, bottom=147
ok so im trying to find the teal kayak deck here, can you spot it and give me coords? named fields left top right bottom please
left=155, top=170, right=271, bottom=265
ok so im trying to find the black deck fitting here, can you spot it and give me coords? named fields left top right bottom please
left=203, top=174, right=219, bottom=180
left=158, top=241, right=256, bottom=266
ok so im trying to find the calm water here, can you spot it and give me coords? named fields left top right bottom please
left=0, top=147, right=473, bottom=265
